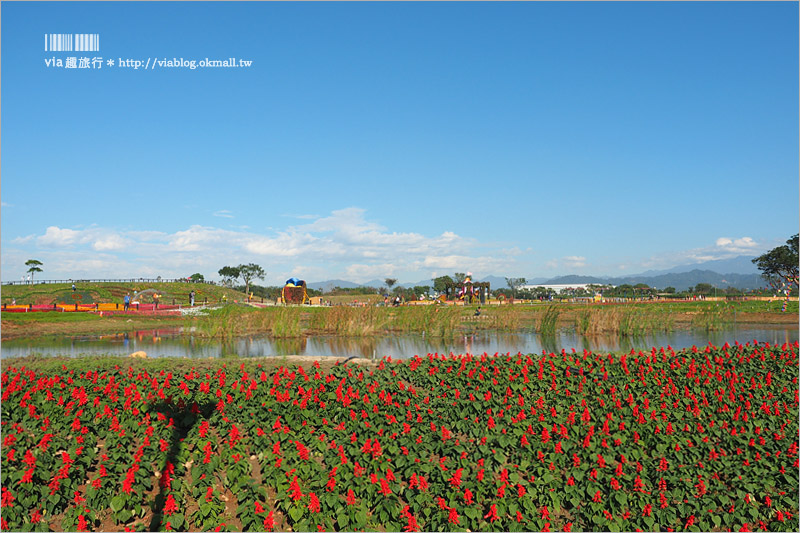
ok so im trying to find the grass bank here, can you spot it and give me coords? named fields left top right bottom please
left=1, top=281, right=248, bottom=306
left=3, top=298, right=796, bottom=342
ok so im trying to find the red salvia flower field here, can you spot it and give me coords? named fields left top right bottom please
left=1, top=341, right=798, bottom=531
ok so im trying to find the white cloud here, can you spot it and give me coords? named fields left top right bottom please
left=345, top=263, right=397, bottom=280
left=213, top=210, right=234, bottom=218
left=38, top=226, right=86, bottom=247
left=563, top=256, right=587, bottom=268
left=630, top=236, right=770, bottom=273
left=544, top=256, right=588, bottom=272
left=93, top=234, right=127, bottom=251
left=4, top=208, right=509, bottom=284
left=714, top=236, right=759, bottom=254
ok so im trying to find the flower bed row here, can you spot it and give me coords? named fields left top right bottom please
left=1, top=341, right=798, bottom=531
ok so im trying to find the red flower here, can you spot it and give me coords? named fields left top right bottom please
left=592, top=490, right=602, bottom=503
left=464, top=488, right=474, bottom=505
left=263, top=511, right=275, bottom=530
left=484, top=504, right=499, bottom=522
left=448, top=507, right=460, bottom=524
left=1, top=487, right=15, bottom=508
left=308, top=492, right=321, bottom=513
left=404, top=514, right=420, bottom=532
left=295, top=441, right=310, bottom=460
left=289, top=476, right=303, bottom=501
left=164, top=494, right=178, bottom=516
left=346, top=489, right=356, bottom=505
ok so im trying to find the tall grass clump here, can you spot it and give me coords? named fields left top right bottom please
left=692, top=303, right=734, bottom=331
left=575, top=306, right=674, bottom=336
left=575, top=309, right=592, bottom=335
left=385, top=305, right=461, bottom=337
left=326, top=306, right=387, bottom=336
left=485, top=307, right=525, bottom=331
left=270, top=307, right=304, bottom=337
left=538, top=305, right=561, bottom=335
left=423, top=305, right=462, bottom=337
left=194, top=305, right=251, bottom=338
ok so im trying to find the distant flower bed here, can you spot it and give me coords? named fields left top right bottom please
left=1, top=341, right=797, bottom=531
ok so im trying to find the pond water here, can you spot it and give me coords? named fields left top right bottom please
left=2, top=326, right=797, bottom=360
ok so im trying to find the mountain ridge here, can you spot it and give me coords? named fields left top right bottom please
left=306, top=256, right=767, bottom=292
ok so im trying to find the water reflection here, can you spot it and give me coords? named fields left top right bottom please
left=2, top=326, right=797, bottom=360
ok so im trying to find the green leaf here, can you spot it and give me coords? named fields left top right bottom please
left=614, top=492, right=627, bottom=507
left=289, top=506, right=304, bottom=522
left=110, top=495, right=125, bottom=513
left=355, top=509, right=367, bottom=528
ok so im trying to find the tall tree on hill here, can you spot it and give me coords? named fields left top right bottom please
left=237, top=263, right=266, bottom=297
left=752, top=234, right=799, bottom=294
left=218, top=266, right=241, bottom=287
left=25, top=259, right=43, bottom=283
left=385, top=278, right=397, bottom=292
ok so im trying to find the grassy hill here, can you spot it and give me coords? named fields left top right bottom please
left=1, top=281, right=250, bottom=306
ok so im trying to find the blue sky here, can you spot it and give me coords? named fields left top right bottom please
left=2, top=1, right=798, bottom=286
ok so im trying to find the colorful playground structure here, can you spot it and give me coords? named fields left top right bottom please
left=443, top=274, right=490, bottom=304
left=281, top=278, right=309, bottom=304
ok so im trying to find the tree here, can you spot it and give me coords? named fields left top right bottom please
left=432, top=275, right=454, bottom=294
left=505, top=277, right=526, bottom=299
left=189, top=273, right=205, bottom=283
left=752, top=234, right=799, bottom=293
left=693, top=283, right=714, bottom=296
left=25, top=259, right=43, bottom=283
left=663, top=287, right=676, bottom=294
left=237, top=263, right=266, bottom=297
left=218, top=266, right=241, bottom=287
left=412, top=285, right=431, bottom=298
left=384, top=278, right=397, bottom=292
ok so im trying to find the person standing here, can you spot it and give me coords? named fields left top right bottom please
left=72, top=283, right=76, bottom=292
left=124, top=293, right=130, bottom=311
left=189, top=290, right=195, bottom=306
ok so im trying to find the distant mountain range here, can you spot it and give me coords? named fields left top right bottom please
left=307, top=255, right=766, bottom=293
